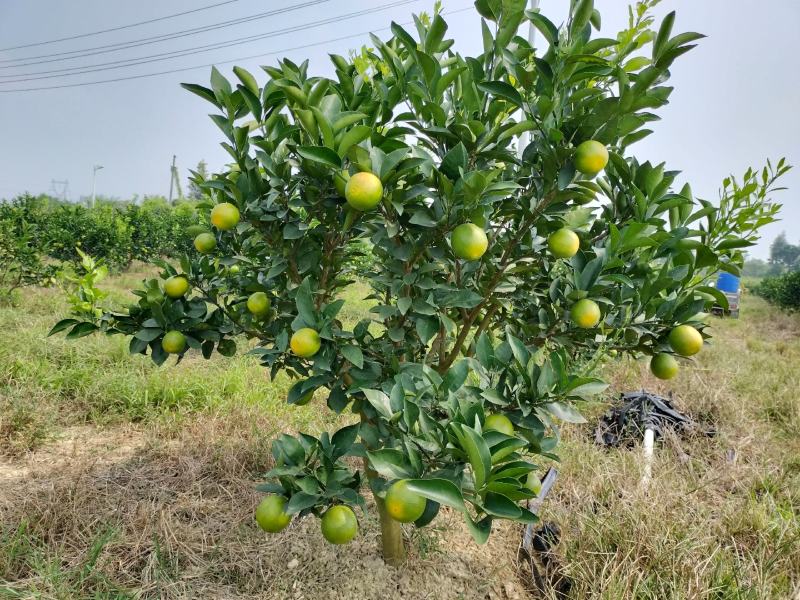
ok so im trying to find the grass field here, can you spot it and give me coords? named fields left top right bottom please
left=1, top=271, right=798, bottom=599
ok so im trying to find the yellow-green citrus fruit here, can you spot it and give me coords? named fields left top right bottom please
left=525, top=473, right=542, bottom=495
left=255, top=495, right=291, bottom=533
left=210, top=202, right=240, bottom=230
left=334, top=169, right=350, bottom=197
left=650, top=353, right=679, bottom=380
left=228, top=265, right=240, bottom=274
left=162, top=330, right=186, bottom=354
left=451, top=223, right=488, bottom=261
left=295, top=390, right=313, bottom=406
left=572, top=299, right=601, bottom=329
left=384, top=480, right=427, bottom=523
left=574, top=140, right=609, bottom=176
left=547, top=228, right=580, bottom=259
left=345, top=172, right=383, bottom=211
left=246, top=292, right=271, bottom=317
left=668, top=324, right=703, bottom=357
left=194, top=232, right=217, bottom=253
left=320, top=505, right=358, bottom=544
left=485, top=413, right=515, bottom=436
left=290, top=328, right=321, bottom=358
left=164, top=276, right=190, bottom=299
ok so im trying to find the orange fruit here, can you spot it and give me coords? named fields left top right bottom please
left=162, top=330, right=186, bottom=354
left=384, top=480, right=426, bottom=523
left=246, top=292, right=271, bottom=317
left=668, top=325, right=703, bottom=357
left=571, top=299, right=601, bottom=328
left=290, top=328, right=321, bottom=358
left=194, top=232, right=217, bottom=253
left=650, top=353, right=679, bottom=380
left=547, top=228, right=580, bottom=259
left=255, top=495, right=291, bottom=533
left=451, top=223, right=488, bottom=261
left=484, top=413, right=514, bottom=436
left=164, top=276, right=189, bottom=299
left=574, top=140, right=609, bottom=177
left=210, top=202, right=240, bottom=230
left=320, top=505, right=358, bottom=544
left=345, top=172, right=383, bottom=211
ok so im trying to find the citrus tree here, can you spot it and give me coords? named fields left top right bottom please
left=52, top=0, right=787, bottom=565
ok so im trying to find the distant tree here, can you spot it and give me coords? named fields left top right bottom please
left=769, top=232, right=800, bottom=270
left=742, top=256, right=772, bottom=278
left=187, top=160, right=209, bottom=200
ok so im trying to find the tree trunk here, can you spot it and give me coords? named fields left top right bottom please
left=362, top=455, right=406, bottom=566
left=375, top=492, right=406, bottom=566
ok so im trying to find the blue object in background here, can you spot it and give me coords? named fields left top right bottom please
left=716, top=272, right=740, bottom=293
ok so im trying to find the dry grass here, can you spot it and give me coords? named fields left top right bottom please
left=1, top=275, right=799, bottom=599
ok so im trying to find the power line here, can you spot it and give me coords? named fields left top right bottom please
left=0, top=0, right=333, bottom=67
left=0, top=0, right=242, bottom=53
left=0, top=6, right=473, bottom=93
left=0, top=0, right=419, bottom=84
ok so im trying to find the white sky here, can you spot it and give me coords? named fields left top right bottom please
left=0, top=0, right=797, bottom=258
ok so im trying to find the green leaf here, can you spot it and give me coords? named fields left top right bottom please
left=341, top=345, right=364, bottom=369
left=180, top=83, right=220, bottom=107
left=440, top=142, right=468, bottom=180
left=477, top=81, right=522, bottom=107
left=48, top=318, right=78, bottom=336
left=362, top=388, right=394, bottom=420
left=483, top=492, right=522, bottom=519
left=66, top=322, right=99, bottom=340
left=454, top=424, right=492, bottom=491
left=286, top=492, right=320, bottom=515
left=233, top=66, right=259, bottom=97
left=296, top=146, right=342, bottom=168
left=464, top=514, right=492, bottom=544
left=543, top=402, right=586, bottom=424
left=367, top=449, right=415, bottom=479
left=405, top=478, right=467, bottom=512
left=337, top=125, right=372, bottom=157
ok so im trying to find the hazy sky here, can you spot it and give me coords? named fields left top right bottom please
left=0, top=0, right=797, bottom=258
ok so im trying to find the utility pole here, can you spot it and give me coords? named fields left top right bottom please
left=168, top=155, right=183, bottom=203
left=518, top=0, right=540, bottom=158
left=91, top=165, right=103, bottom=207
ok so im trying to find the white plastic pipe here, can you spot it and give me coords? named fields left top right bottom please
left=642, top=427, right=655, bottom=488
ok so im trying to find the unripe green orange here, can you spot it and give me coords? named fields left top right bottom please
left=162, top=330, right=186, bottom=354
left=668, top=325, right=703, bottom=357
left=194, top=232, right=217, bottom=253
left=164, top=276, right=190, bottom=299
left=485, top=413, right=515, bottom=436
left=574, top=140, right=609, bottom=176
left=384, top=480, right=427, bottom=523
left=345, top=172, right=383, bottom=211
left=255, top=495, right=291, bottom=533
left=451, top=223, right=488, bottom=261
left=210, top=202, right=240, bottom=230
left=320, top=505, right=358, bottom=544
left=548, top=228, right=580, bottom=259
left=290, top=328, right=321, bottom=358
left=650, top=353, right=679, bottom=380
left=247, top=292, right=271, bottom=317
left=572, top=299, right=601, bottom=329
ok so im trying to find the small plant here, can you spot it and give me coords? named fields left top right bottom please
left=58, top=248, right=109, bottom=322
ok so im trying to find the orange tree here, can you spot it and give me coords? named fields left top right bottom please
left=51, top=1, right=787, bottom=564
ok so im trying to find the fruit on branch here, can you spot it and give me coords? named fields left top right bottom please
left=484, top=413, right=515, bottom=436
left=164, top=275, right=189, bottom=299
left=161, top=330, right=186, bottom=354
left=345, top=172, right=383, bottom=211
left=210, top=202, right=240, bottom=230
left=650, top=353, right=679, bottom=380
left=384, top=480, right=427, bottom=523
left=668, top=325, right=703, bottom=357
left=247, top=292, right=271, bottom=317
left=574, top=140, right=609, bottom=177
left=451, top=223, right=488, bottom=261
left=290, top=328, right=321, bottom=358
left=320, top=505, right=358, bottom=544
left=255, top=495, right=292, bottom=533
left=193, top=232, right=217, bottom=254
left=548, top=228, right=580, bottom=259
left=571, top=299, right=602, bottom=329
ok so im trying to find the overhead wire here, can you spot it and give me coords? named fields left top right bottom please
left=0, top=0, right=334, bottom=67
left=0, top=0, right=242, bottom=52
left=0, top=5, right=474, bottom=93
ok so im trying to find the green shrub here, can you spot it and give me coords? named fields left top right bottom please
left=754, top=270, right=800, bottom=310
